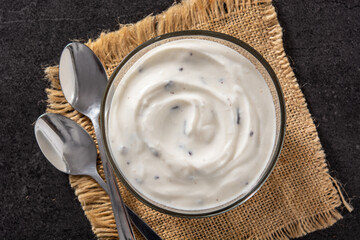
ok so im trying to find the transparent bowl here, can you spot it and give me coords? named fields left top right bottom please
left=100, top=30, right=286, bottom=218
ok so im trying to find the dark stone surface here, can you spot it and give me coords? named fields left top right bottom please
left=0, top=0, right=358, bottom=239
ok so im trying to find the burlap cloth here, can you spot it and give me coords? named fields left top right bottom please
left=44, top=0, right=353, bottom=239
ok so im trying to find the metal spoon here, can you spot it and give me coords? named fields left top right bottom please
left=59, top=42, right=134, bottom=240
left=34, top=113, right=162, bottom=240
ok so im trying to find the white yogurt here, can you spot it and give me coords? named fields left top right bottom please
left=107, top=39, right=276, bottom=210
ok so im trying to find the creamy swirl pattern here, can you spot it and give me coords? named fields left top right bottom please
left=108, top=39, right=276, bottom=210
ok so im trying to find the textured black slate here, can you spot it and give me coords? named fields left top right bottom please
left=0, top=0, right=358, bottom=239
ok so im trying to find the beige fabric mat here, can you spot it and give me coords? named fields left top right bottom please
left=44, top=0, right=352, bottom=239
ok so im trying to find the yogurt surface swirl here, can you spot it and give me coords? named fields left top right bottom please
left=108, top=39, right=276, bottom=210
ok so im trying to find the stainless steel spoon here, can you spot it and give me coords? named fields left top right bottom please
left=34, top=113, right=162, bottom=240
left=59, top=42, right=134, bottom=240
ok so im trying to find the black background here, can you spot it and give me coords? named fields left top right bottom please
left=0, top=0, right=359, bottom=239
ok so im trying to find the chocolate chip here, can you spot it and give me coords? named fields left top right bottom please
left=149, top=147, right=160, bottom=158
left=164, top=80, right=175, bottom=90
left=120, top=146, right=128, bottom=155
left=135, top=178, right=143, bottom=184
left=236, top=108, right=240, bottom=125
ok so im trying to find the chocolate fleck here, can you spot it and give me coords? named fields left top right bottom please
left=149, top=147, right=160, bottom=158
left=164, top=80, right=175, bottom=90
left=245, top=182, right=249, bottom=185
left=171, top=105, right=179, bottom=110
left=120, top=146, right=128, bottom=155
left=126, top=161, right=131, bottom=165
left=190, top=52, right=193, bottom=56
left=236, top=108, right=240, bottom=125
left=188, top=151, right=193, bottom=156
left=154, top=176, right=160, bottom=180
left=250, top=131, right=254, bottom=137
left=179, top=67, right=183, bottom=71
left=135, top=178, right=143, bottom=184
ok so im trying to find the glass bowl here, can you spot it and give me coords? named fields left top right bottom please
left=100, top=30, right=286, bottom=218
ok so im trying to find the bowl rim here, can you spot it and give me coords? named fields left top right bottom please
left=100, top=30, right=286, bottom=218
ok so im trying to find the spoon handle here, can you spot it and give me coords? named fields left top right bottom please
left=125, top=206, right=162, bottom=240
left=92, top=116, right=135, bottom=240
left=90, top=173, right=162, bottom=240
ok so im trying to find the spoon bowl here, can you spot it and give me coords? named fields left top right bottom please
left=59, top=43, right=107, bottom=118
left=35, top=113, right=163, bottom=240
left=34, top=113, right=108, bottom=191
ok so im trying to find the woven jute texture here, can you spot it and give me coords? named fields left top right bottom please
left=44, top=0, right=352, bottom=239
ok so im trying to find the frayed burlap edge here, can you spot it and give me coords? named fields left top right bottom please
left=44, top=0, right=353, bottom=239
